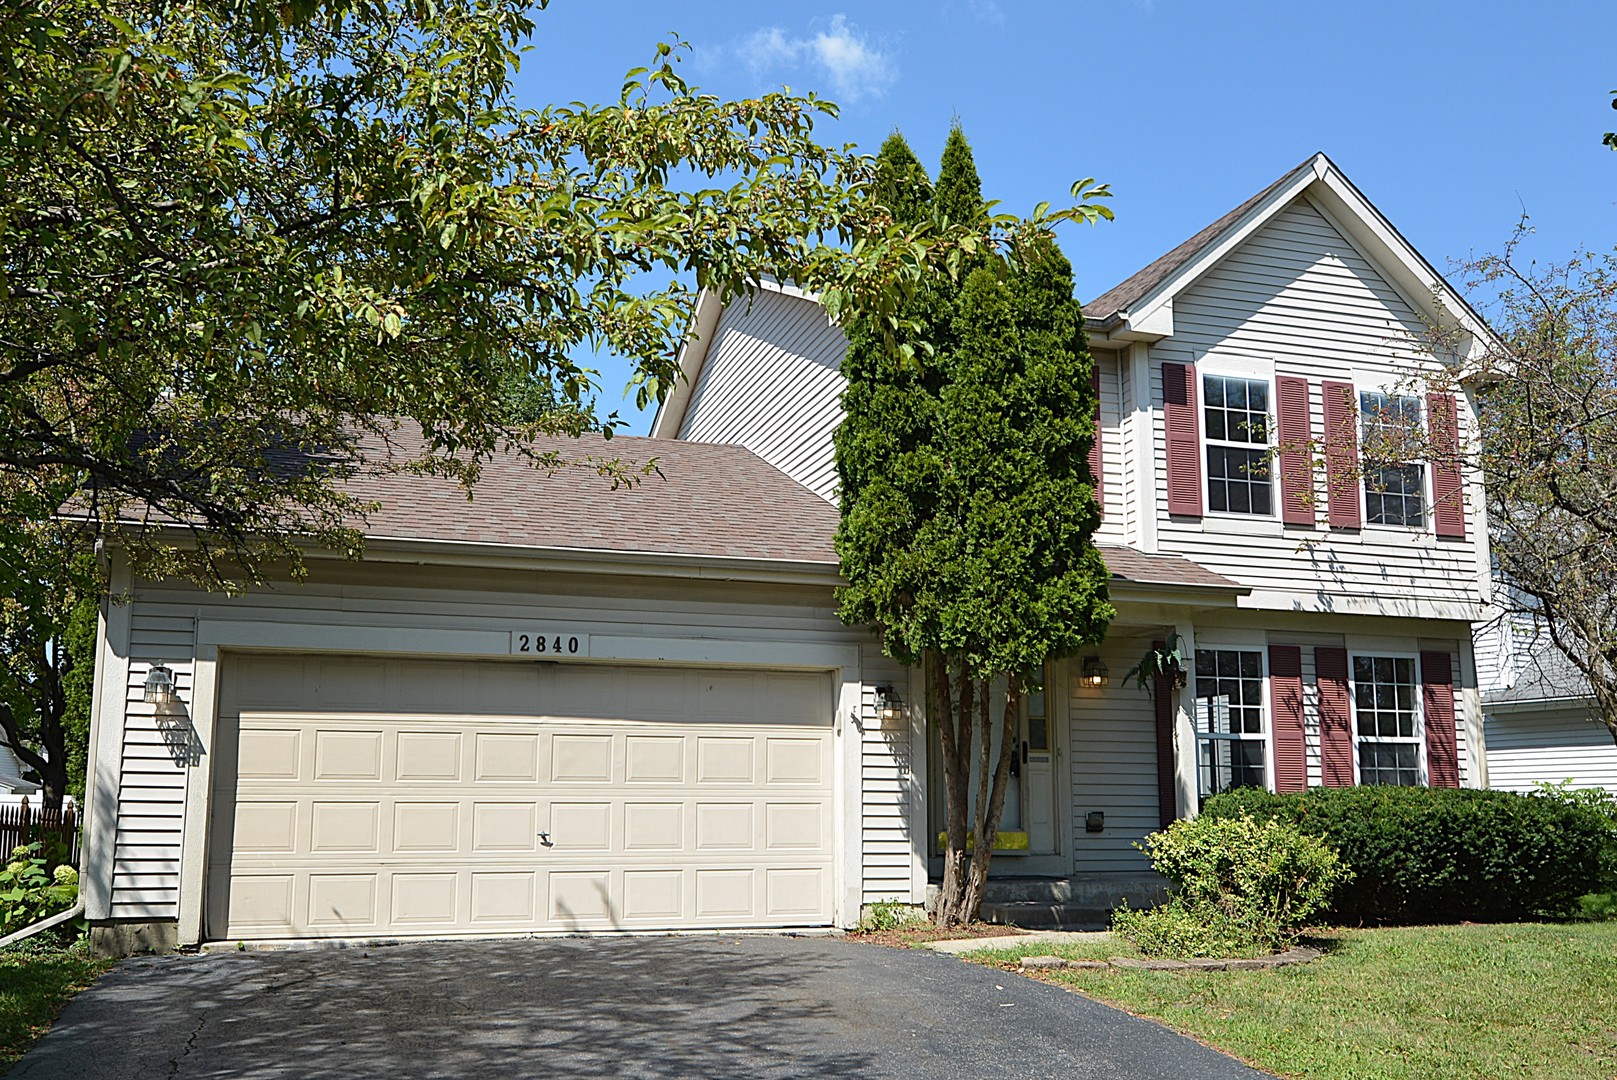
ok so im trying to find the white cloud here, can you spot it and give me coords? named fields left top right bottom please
left=732, top=15, right=897, bottom=103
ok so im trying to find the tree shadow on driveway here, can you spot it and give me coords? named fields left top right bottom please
left=8, top=935, right=1270, bottom=1079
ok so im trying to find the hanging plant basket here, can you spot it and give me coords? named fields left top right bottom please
left=1122, top=634, right=1188, bottom=692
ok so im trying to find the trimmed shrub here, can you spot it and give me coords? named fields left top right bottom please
left=1203, top=786, right=1614, bottom=924
left=1111, top=903, right=1268, bottom=959
left=1110, top=811, right=1349, bottom=957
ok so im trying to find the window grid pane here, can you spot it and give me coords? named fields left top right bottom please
left=1360, top=392, right=1425, bottom=528
left=1352, top=653, right=1421, bottom=786
left=1194, top=648, right=1267, bottom=805
left=1203, top=375, right=1272, bottom=518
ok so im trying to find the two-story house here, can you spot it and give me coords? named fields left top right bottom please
left=653, top=152, right=1495, bottom=910
left=75, top=152, right=1493, bottom=954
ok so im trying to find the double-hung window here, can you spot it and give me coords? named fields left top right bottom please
left=1352, top=655, right=1421, bottom=785
left=1359, top=391, right=1425, bottom=527
left=1192, top=648, right=1267, bottom=804
left=1203, top=374, right=1272, bottom=515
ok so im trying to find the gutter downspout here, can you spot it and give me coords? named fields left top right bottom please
left=0, top=892, right=85, bottom=950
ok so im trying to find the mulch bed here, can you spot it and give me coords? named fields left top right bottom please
left=845, top=922, right=1024, bottom=949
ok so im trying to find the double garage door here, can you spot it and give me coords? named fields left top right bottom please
left=207, top=655, right=836, bottom=941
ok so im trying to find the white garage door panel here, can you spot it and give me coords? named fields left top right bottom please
left=213, top=658, right=835, bottom=940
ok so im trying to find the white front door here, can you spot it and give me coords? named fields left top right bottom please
left=930, top=667, right=1066, bottom=875
left=1020, top=675, right=1059, bottom=858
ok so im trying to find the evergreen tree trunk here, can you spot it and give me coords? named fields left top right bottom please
left=932, top=652, right=970, bottom=925
left=961, top=679, right=1021, bottom=923
left=934, top=669, right=1023, bottom=926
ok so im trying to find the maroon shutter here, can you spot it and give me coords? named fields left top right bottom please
left=1089, top=365, right=1104, bottom=512
left=1422, top=650, right=1460, bottom=787
left=1153, top=651, right=1178, bottom=827
left=1163, top=363, right=1203, bottom=517
left=1315, top=647, right=1355, bottom=786
left=1322, top=381, right=1361, bottom=530
left=1276, top=376, right=1314, bottom=527
left=1427, top=392, right=1466, bottom=539
left=1269, top=645, right=1306, bottom=793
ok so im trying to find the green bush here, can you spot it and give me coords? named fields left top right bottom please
left=0, top=845, right=78, bottom=936
left=858, top=898, right=924, bottom=933
left=1110, top=812, right=1349, bottom=958
left=1111, top=903, right=1268, bottom=959
left=1203, top=786, right=1614, bottom=924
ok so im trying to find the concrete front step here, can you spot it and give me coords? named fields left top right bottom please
left=924, top=874, right=1169, bottom=929
left=974, top=874, right=1169, bottom=908
left=978, top=901, right=1110, bottom=931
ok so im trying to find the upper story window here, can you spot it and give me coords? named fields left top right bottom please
left=1192, top=648, right=1267, bottom=804
left=1352, top=654, right=1421, bottom=785
left=1360, top=391, right=1425, bottom=528
left=1203, top=374, right=1272, bottom=516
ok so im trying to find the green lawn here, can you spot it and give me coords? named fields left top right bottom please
left=0, top=939, right=111, bottom=1071
left=965, top=922, right=1617, bottom=1079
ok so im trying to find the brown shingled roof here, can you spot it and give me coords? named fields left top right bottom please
left=347, top=429, right=840, bottom=565
left=344, top=431, right=1240, bottom=588
left=1096, top=545, right=1243, bottom=591
left=1085, top=156, right=1315, bottom=326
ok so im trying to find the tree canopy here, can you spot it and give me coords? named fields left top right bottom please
left=2, top=0, right=1111, bottom=589
left=1459, top=235, right=1617, bottom=746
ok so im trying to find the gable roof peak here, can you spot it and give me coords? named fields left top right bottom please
left=1083, top=151, right=1493, bottom=360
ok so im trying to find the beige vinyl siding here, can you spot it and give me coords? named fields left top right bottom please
left=1094, top=351, right=1126, bottom=544
left=1486, top=707, right=1617, bottom=794
left=1149, top=198, right=1483, bottom=617
left=859, top=647, right=915, bottom=904
left=103, top=562, right=912, bottom=923
left=1068, top=635, right=1161, bottom=873
left=112, top=658, right=194, bottom=919
left=1473, top=615, right=1510, bottom=692
left=677, top=289, right=847, bottom=502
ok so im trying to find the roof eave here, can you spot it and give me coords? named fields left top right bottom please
left=650, top=288, right=725, bottom=439
left=1483, top=691, right=1596, bottom=714
left=358, top=535, right=843, bottom=585
left=75, top=519, right=846, bottom=587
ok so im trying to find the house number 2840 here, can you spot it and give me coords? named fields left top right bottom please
left=509, top=631, right=590, bottom=657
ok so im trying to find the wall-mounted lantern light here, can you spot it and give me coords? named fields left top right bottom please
left=874, top=684, right=905, bottom=730
left=144, top=662, right=177, bottom=706
left=1081, top=656, right=1110, bottom=689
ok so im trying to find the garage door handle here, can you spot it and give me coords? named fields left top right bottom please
left=538, top=831, right=553, bottom=847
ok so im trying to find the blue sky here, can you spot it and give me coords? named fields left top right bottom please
left=516, top=2, right=1616, bottom=433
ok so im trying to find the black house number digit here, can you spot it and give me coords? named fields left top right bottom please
left=516, top=632, right=581, bottom=655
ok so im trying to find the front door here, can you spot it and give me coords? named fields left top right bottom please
left=929, top=666, right=1066, bottom=876
left=1019, top=674, right=1058, bottom=858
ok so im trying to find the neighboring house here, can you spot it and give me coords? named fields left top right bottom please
left=655, top=152, right=1494, bottom=892
left=78, top=151, right=1496, bottom=953
left=1475, top=613, right=1617, bottom=794
left=0, top=744, right=42, bottom=798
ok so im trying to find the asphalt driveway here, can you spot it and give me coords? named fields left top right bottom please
left=10, top=935, right=1269, bottom=1079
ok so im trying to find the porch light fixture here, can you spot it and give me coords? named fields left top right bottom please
left=874, top=684, right=905, bottom=729
left=1081, top=657, right=1109, bottom=688
left=143, top=662, right=177, bottom=705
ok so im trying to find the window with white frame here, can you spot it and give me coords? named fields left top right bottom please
left=1352, top=655, right=1421, bottom=785
left=1193, top=648, right=1267, bottom=804
left=1359, top=390, right=1425, bottom=527
left=1203, top=373, right=1272, bottom=515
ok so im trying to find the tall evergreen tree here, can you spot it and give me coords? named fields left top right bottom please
left=835, top=127, right=1113, bottom=925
